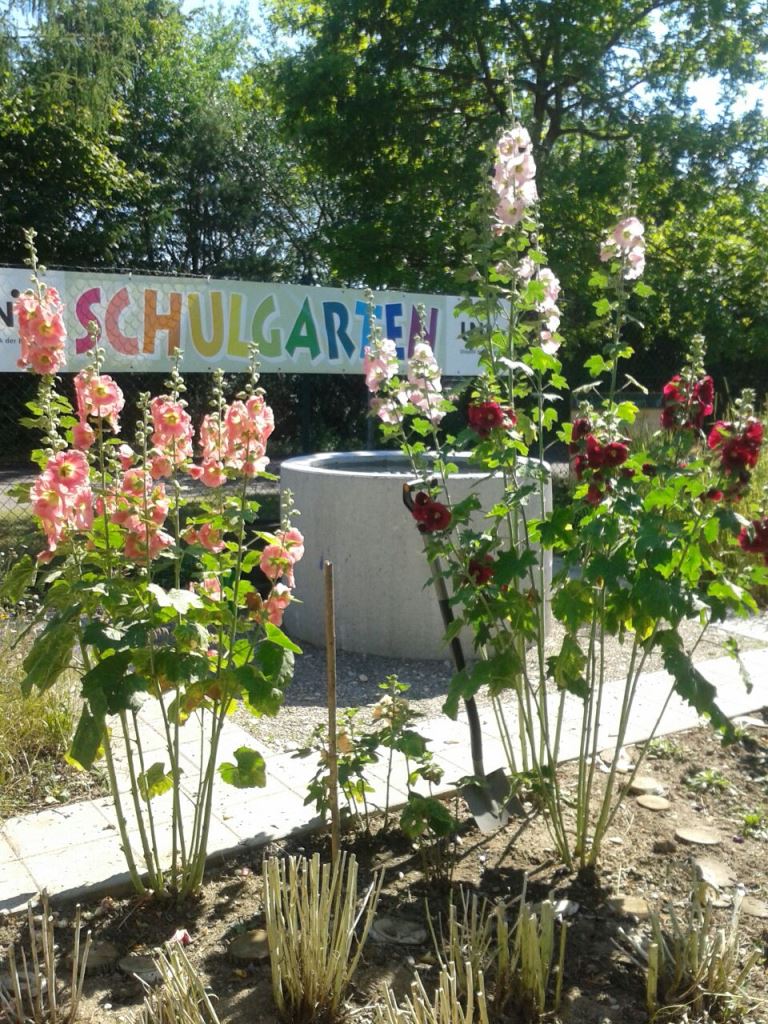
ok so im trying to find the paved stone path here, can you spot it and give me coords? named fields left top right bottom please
left=2, top=636, right=767, bottom=912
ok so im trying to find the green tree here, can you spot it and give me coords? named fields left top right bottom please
left=270, top=0, right=768, bottom=388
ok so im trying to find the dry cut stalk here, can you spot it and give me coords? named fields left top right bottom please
left=430, top=881, right=567, bottom=1020
left=263, top=851, right=383, bottom=1023
left=374, top=961, right=490, bottom=1024
left=135, top=943, right=220, bottom=1024
left=618, top=873, right=762, bottom=1020
left=0, top=892, right=91, bottom=1024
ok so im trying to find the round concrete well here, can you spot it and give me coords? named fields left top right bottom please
left=281, top=451, right=552, bottom=659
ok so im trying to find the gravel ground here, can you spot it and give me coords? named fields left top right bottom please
left=234, top=614, right=768, bottom=753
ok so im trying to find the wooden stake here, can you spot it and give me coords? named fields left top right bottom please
left=324, top=560, right=341, bottom=861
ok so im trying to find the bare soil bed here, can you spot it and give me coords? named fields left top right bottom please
left=2, top=715, right=768, bottom=1024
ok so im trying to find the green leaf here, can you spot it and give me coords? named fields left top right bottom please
left=138, top=762, right=174, bottom=801
left=147, top=584, right=203, bottom=614
left=66, top=706, right=105, bottom=770
left=593, top=297, right=612, bottom=317
left=585, top=354, right=611, bottom=378
left=658, top=631, right=734, bottom=740
left=0, top=555, right=37, bottom=604
left=400, top=794, right=455, bottom=839
left=264, top=622, right=302, bottom=653
left=219, top=746, right=267, bottom=788
left=22, top=620, right=77, bottom=695
left=392, top=729, right=428, bottom=759
left=255, top=640, right=295, bottom=692
left=633, top=281, right=655, bottom=298
left=547, top=634, right=588, bottom=698
left=588, top=270, right=608, bottom=288
left=81, top=651, right=147, bottom=715
left=493, top=548, right=538, bottom=585
left=232, top=663, right=285, bottom=718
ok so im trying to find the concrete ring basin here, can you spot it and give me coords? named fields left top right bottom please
left=281, top=451, right=552, bottom=660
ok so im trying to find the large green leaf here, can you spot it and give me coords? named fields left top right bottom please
left=81, top=651, right=147, bottom=715
left=547, top=634, right=588, bottom=699
left=0, top=555, right=37, bottom=604
left=219, top=746, right=267, bottom=788
left=22, top=620, right=77, bottom=695
left=67, top=706, right=105, bottom=770
left=264, top=622, right=302, bottom=653
left=658, top=631, right=735, bottom=741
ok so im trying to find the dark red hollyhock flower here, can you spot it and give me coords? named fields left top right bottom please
left=410, top=492, right=452, bottom=533
left=468, top=555, right=495, bottom=585
left=738, top=518, right=768, bottom=564
left=708, top=420, right=764, bottom=474
left=585, top=434, right=606, bottom=469
left=704, top=488, right=724, bottom=502
left=690, top=376, right=714, bottom=427
left=601, top=441, right=630, bottom=468
left=662, top=374, right=715, bottom=430
left=468, top=401, right=506, bottom=438
left=585, top=483, right=604, bottom=505
left=642, top=462, right=656, bottom=477
left=572, top=454, right=588, bottom=479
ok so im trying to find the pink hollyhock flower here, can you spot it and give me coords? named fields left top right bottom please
left=120, top=468, right=149, bottom=498
left=72, top=421, right=95, bottom=450
left=260, top=543, right=294, bottom=585
left=200, top=575, right=222, bottom=601
left=124, top=528, right=173, bottom=561
left=613, top=217, right=644, bottom=250
left=370, top=396, right=405, bottom=426
left=15, top=287, right=68, bottom=374
left=189, top=460, right=227, bottom=488
left=276, top=527, right=305, bottom=564
left=198, top=523, right=226, bottom=553
left=151, top=396, right=193, bottom=443
left=265, top=583, right=292, bottom=626
left=516, top=256, right=536, bottom=281
left=30, top=478, right=65, bottom=522
left=45, top=450, right=90, bottom=491
left=117, top=444, right=135, bottom=470
left=624, top=246, right=646, bottom=279
left=149, top=452, right=174, bottom=479
left=363, top=337, right=399, bottom=393
left=86, top=374, right=124, bottom=430
left=245, top=394, right=275, bottom=441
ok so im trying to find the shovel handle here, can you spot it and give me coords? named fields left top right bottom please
left=403, top=480, right=486, bottom=781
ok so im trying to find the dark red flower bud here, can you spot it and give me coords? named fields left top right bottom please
left=585, top=483, right=604, bottom=505
left=571, top=417, right=591, bottom=442
left=642, top=462, right=656, bottom=477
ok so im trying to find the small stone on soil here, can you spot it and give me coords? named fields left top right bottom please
left=369, top=916, right=428, bottom=946
left=118, top=955, right=162, bottom=985
left=628, top=776, right=663, bottom=795
left=740, top=896, right=768, bottom=919
left=693, top=857, right=736, bottom=889
left=636, top=794, right=670, bottom=811
left=67, top=940, right=120, bottom=975
left=227, top=929, right=270, bottom=963
left=675, top=825, right=722, bottom=846
left=606, top=896, right=650, bottom=920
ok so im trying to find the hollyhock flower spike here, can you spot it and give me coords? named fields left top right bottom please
left=363, top=337, right=399, bottom=393
left=15, top=285, right=67, bottom=374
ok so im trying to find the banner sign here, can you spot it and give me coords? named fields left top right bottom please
left=0, top=268, right=480, bottom=375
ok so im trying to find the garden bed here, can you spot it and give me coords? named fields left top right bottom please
left=1, top=717, right=766, bottom=1024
